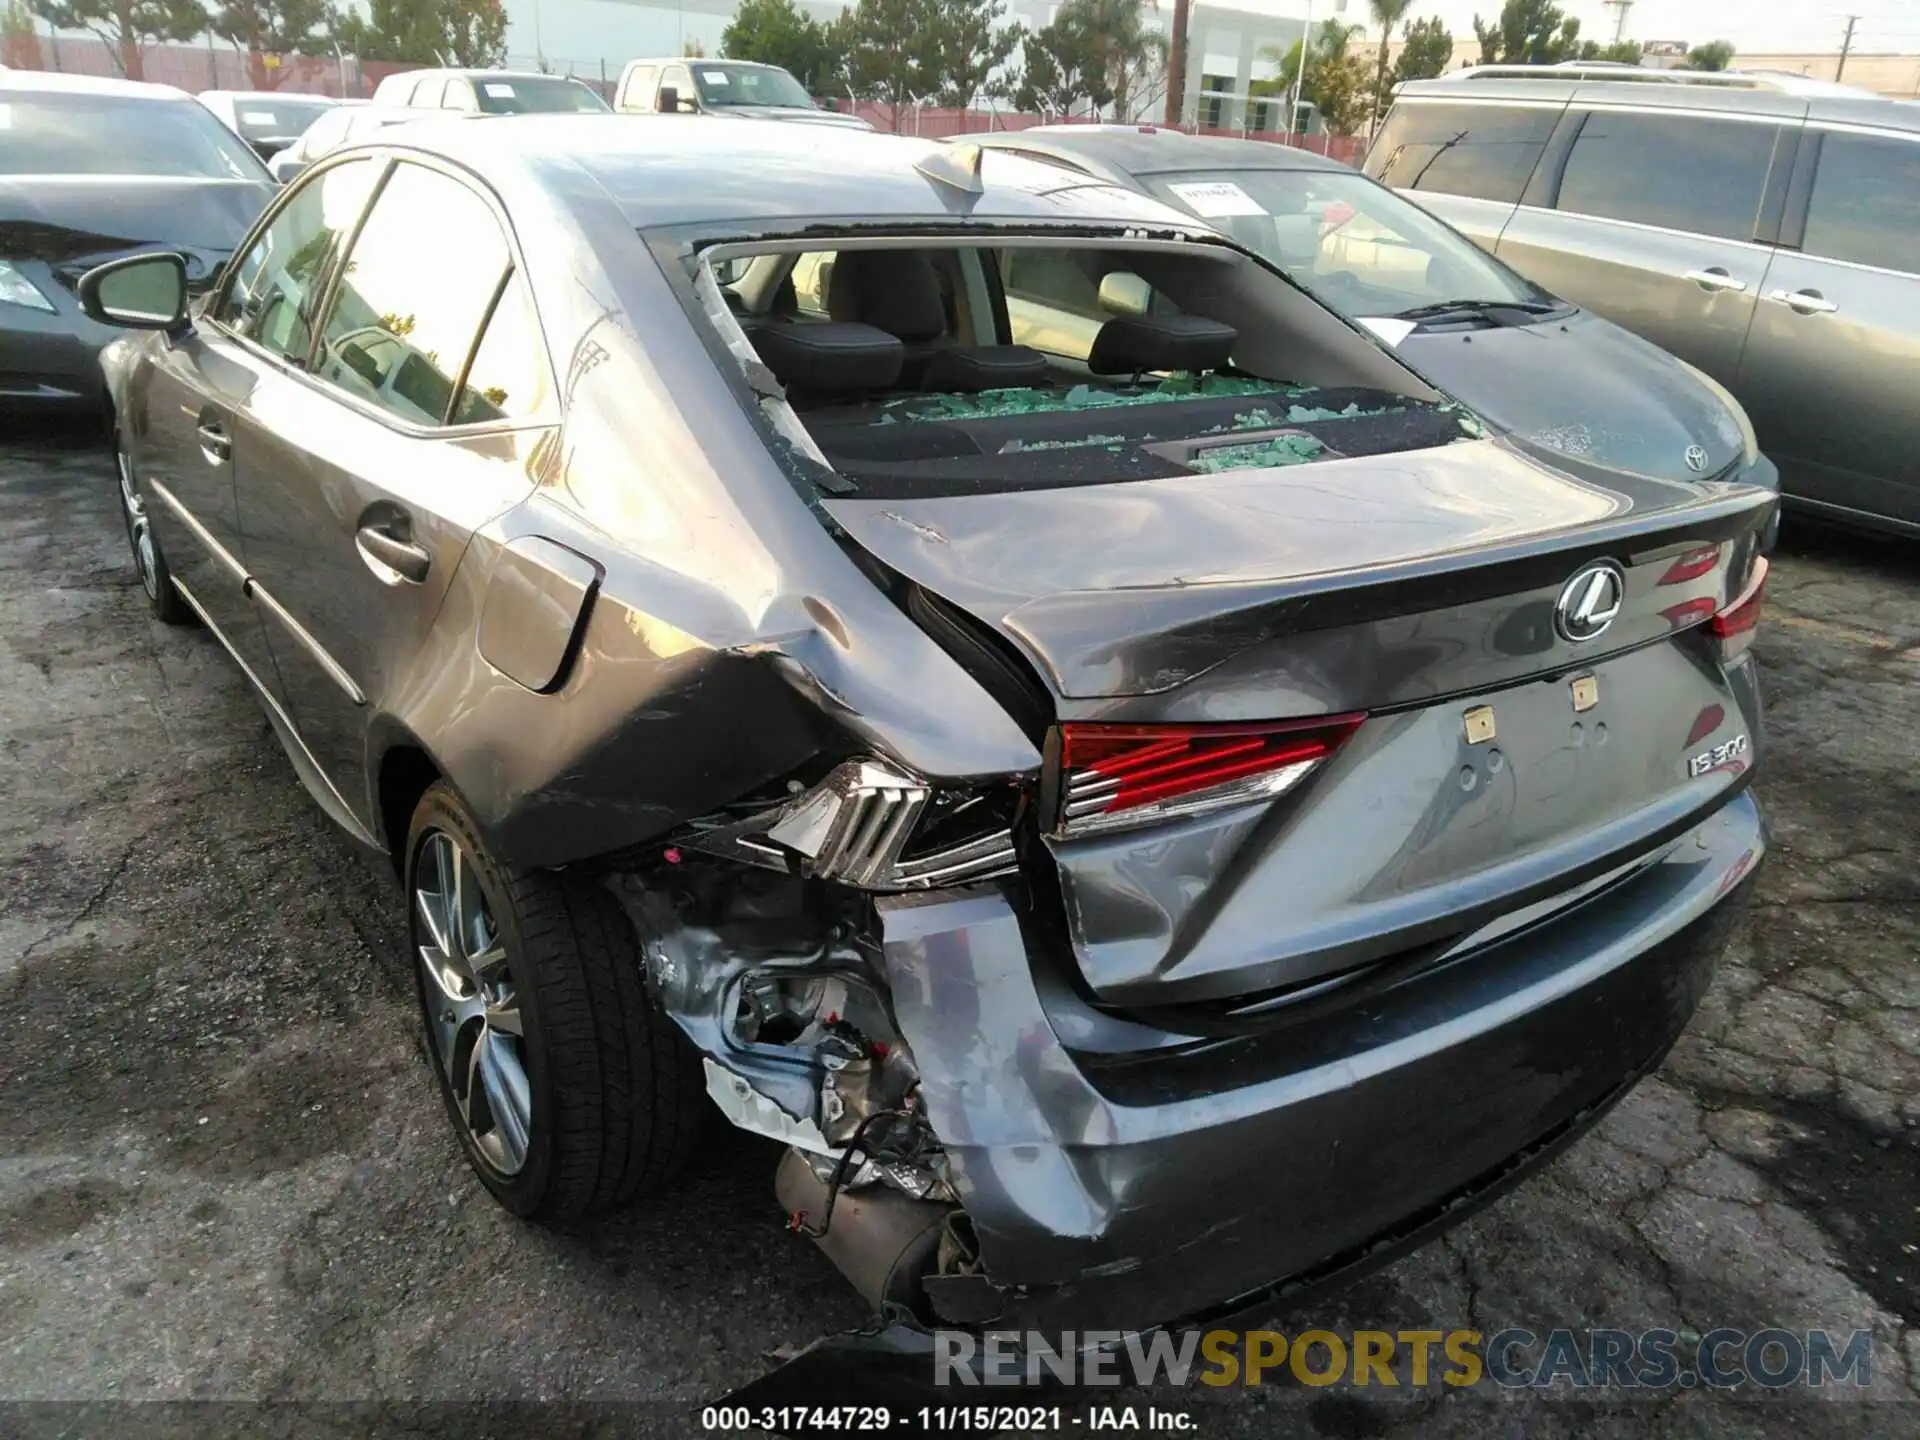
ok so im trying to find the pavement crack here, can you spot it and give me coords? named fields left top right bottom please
left=18, top=841, right=135, bottom=964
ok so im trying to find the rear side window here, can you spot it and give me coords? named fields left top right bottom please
left=313, top=163, right=510, bottom=426
left=1556, top=110, right=1777, bottom=242
left=1366, top=102, right=1557, bottom=204
left=411, top=76, right=446, bottom=108
left=1801, top=131, right=1920, bottom=275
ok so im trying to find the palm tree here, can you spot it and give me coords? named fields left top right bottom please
left=1080, top=0, right=1164, bottom=121
left=1368, top=0, right=1413, bottom=123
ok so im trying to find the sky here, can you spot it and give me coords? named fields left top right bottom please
left=1243, top=0, right=1920, bottom=55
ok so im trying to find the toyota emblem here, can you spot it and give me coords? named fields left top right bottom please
left=1684, top=445, right=1710, bottom=473
left=1555, top=562, right=1626, bottom=643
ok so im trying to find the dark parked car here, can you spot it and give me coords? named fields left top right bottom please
left=1372, top=67, right=1920, bottom=537
left=85, top=119, right=1770, bottom=1364
left=971, top=125, right=1778, bottom=515
left=1, top=70, right=274, bottom=414
left=197, top=89, right=340, bottom=159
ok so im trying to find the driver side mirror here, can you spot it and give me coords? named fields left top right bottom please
left=1098, top=271, right=1153, bottom=318
left=658, top=85, right=687, bottom=113
left=78, top=252, right=189, bottom=331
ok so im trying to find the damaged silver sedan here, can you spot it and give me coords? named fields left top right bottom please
left=85, top=115, right=1774, bottom=1352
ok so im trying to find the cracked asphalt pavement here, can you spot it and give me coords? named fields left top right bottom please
left=2, top=425, right=1917, bottom=1438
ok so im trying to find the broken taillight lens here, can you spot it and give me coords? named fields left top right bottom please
left=1709, top=556, right=1768, bottom=660
left=1052, top=715, right=1364, bottom=839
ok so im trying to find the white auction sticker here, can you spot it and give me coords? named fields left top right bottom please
left=1167, top=180, right=1266, bottom=218
left=1357, top=316, right=1419, bottom=347
left=242, top=110, right=278, bottom=124
left=701, top=70, right=731, bottom=85
left=484, top=83, right=515, bottom=98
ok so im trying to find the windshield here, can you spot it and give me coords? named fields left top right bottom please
left=693, top=64, right=815, bottom=109
left=227, top=96, right=335, bottom=142
left=1142, top=169, right=1544, bottom=320
left=0, top=93, right=270, bottom=180
left=471, top=77, right=610, bottom=114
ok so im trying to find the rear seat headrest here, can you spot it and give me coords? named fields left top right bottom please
left=919, top=344, right=1050, bottom=394
left=1088, top=313, right=1238, bottom=376
left=750, top=321, right=903, bottom=395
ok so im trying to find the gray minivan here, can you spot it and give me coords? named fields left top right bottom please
left=1370, top=67, right=1920, bottom=536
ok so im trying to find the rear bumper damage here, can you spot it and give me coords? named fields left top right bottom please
left=639, top=785, right=1762, bottom=1359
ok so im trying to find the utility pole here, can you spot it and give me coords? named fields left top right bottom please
left=1602, top=0, right=1632, bottom=45
left=1165, top=0, right=1190, bottom=126
left=1836, top=14, right=1858, bottom=81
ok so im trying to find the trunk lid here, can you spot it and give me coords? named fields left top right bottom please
left=825, top=438, right=1773, bottom=1007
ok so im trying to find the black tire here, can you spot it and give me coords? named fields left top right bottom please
left=405, top=780, right=704, bottom=1222
left=114, top=441, right=193, bottom=626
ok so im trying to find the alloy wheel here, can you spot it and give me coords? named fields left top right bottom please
left=116, top=449, right=159, bottom=601
left=412, top=828, right=531, bottom=1176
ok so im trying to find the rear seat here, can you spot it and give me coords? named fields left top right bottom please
left=748, top=320, right=904, bottom=402
left=827, top=250, right=1050, bottom=392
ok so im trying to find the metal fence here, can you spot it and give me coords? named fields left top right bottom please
left=4, top=34, right=1363, bottom=165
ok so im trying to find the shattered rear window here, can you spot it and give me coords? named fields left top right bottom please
left=707, top=240, right=1479, bottom=499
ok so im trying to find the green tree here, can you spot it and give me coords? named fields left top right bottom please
left=213, top=0, right=334, bottom=88
left=30, top=0, right=205, bottom=79
left=1257, top=19, right=1369, bottom=135
left=839, top=0, right=944, bottom=126
left=1585, top=39, right=1643, bottom=63
left=929, top=0, right=1021, bottom=107
left=334, top=0, right=506, bottom=66
left=721, top=0, right=833, bottom=89
left=1078, top=0, right=1163, bottom=121
left=1390, top=15, right=1451, bottom=86
left=1472, top=0, right=1582, bottom=66
left=1681, top=39, right=1734, bottom=71
left=1011, top=8, right=1105, bottom=115
left=1365, top=0, right=1411, bottom=124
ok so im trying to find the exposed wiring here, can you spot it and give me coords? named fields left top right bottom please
left=787, top=1105, right=915, bottom=1239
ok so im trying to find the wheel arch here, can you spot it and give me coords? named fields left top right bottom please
left=375, top=729, right=446, bottom=876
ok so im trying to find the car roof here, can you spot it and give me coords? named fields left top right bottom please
left=201, top=89, right=337, bottom=102
left=1397, top=70, right=1920, bottom=132
left=365, top=114, right=1210, bottom=233
left=386, top=68, right=586, bottom=83
left=0, top=69, right=189, bottom=101
left=972, top=125, right=1353, bottom=180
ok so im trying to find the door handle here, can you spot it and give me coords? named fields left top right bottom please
left=196, top=420, right=231, bottom=464
left=1683, top=267, right=1748, bottom=293
left=354, top=523, right=432, bottom=584
left=1767, top=288, right=1839, bottom=315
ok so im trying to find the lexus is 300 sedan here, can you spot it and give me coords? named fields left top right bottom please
left=85, top=116, right=1772, bottom=1356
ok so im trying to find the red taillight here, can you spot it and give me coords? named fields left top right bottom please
left=1053, top=715, right=1364, bottom=839
left=1660, top=544, right=1722, bottom=585
left=1709, top=556, right=1768, bottom=658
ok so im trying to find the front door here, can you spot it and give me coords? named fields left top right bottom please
left=232, top=157, right=548, bottom=830
left=1733, top=125, right=1920, bottom=528
left=1493, top=106, right=1792, bottom=385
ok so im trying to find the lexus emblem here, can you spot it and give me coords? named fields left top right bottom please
left=1555, top=562, right=1626, bottom=643
left=1684, top=444, right=1710, bottom=473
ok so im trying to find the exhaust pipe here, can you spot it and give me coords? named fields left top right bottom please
left=776, top=1147, right=954, bottom=1314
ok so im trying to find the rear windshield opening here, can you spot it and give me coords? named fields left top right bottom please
left=702, top=239, right=1479, bottom=499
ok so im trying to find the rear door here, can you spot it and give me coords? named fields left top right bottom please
left=1364, top=97, right=1562, bottom=250
left=232, top=156, right=551, bottom=828
left=1494, top=103, right=1795, bottom=384
left=1734, top=123, right=1920, bottom=528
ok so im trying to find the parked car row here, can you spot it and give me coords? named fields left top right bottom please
left=1368, top=65, right=1920, bottom=538
left=18, top=53, right=1783, bottom=1386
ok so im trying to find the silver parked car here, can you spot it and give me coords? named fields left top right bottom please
left=1371, top=66, right=1920, bottom=537
left=968, top=124, right=1777, bottom=510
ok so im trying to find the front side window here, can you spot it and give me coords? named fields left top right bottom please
left=1556, top=110, right=1777, bottom=243
left=217, top=157, right=380, bottom=362
left=1801, top=131, right=1920, bottom=275
left=1366, top=102, right=1557, bottom=204
left=661, top=67, right=694, bottom=109
left=0, top=93, right=269, bottom=180
left=312, top=162, right=511, bottom=426
left=1144, top=169, right=1542, bottom=319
